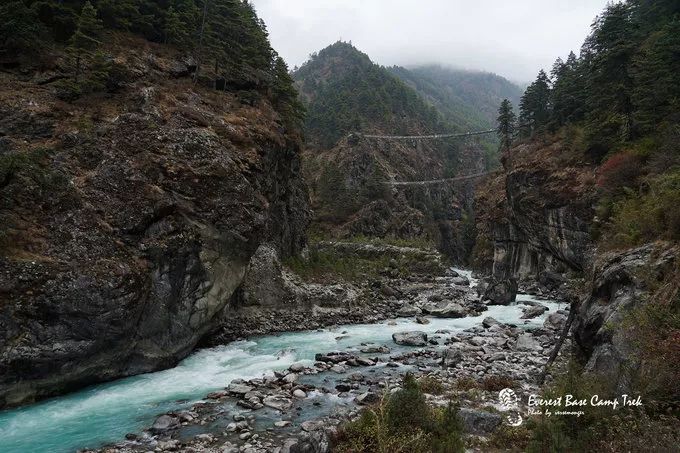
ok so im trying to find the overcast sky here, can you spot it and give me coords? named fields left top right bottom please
left=251, top=0, right=611, bottom=83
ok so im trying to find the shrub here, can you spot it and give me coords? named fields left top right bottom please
left=603, top=170, right=680, bottom=248
left=386, top=374, right=433, bottom=433
left=418, top=375, right=445, bottom=395
left=481, top=375, right=516, bottom=392
left=332, top=374, right=465, bottom=453
left=596, top=151, right=644, bottom=195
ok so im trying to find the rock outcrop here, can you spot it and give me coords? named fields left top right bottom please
left=474, top=137, right=597, bottom=301
left=0, top=40, right=309, bottom=408
left=572, top=243, right=677, bottom=390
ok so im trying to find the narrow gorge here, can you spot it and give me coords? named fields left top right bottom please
left=1, top=1, right=679, bottom=452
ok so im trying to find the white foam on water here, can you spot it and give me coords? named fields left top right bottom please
left=0, top=271, right=561, bottom=453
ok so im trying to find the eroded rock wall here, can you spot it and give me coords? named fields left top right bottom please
left=0, top=41, right=309, bottom=408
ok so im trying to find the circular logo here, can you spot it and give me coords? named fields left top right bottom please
left=506, top=411, right=523, bottom=427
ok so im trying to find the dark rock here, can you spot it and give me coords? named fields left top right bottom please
left=392, top=331, right=428, bottom=346
left=482, top=317, right=501, bottom=328
left=441, top=347, right=462, bottom=367
left=483, top=279, right=518, bottom=305
left=150, top=415, right=179, bottom=433
left=458, top=408, right=502, bottom=434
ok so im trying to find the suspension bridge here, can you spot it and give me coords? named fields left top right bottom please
left=351, top=129, right=496, bottom=141
left=348, top=128, right=498, bottom=187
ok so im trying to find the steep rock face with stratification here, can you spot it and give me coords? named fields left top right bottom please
left=473, top=136, right=597, bottom=301
left=0, top=38, right=309, bottom=408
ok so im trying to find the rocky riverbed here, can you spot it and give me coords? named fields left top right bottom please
left=83, top=268, right=569, bottom=453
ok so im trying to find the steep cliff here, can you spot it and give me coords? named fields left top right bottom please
left=473, top=135, right=597, bottom=300
left=0, top=37, right=309, bottom=408
left=572, top=242, right=678, bottom=391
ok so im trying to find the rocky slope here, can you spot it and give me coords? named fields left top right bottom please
left=0, top=37, right=309, bottom=408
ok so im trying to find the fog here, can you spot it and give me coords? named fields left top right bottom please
left=252, top=0, right=611, bottom=83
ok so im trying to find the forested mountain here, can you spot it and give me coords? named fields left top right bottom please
left=390, top=65, right=523, bottom=132
left=293, top=42, right=446, bottom=149
left=513, top=0, right=680, bottom=248
left=293, top=42, right=486, bottom=261
left=0, top=0, right=303, bottom=126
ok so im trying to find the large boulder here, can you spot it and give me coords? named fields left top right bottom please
left=427, top=302, right=467, bottom=318
left=392, top=331, right=428, bottom=346
left=521, top=304, right=548, bottom=319
left=483, top=278, right=518, bottom=305
left=458, top=408, right=502, bottom=435
left=396, top=304, right=421, bottom=317
left=441, top=347, right=463, bottom=367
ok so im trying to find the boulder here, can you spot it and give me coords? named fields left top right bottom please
left=451, top=276, right=470, bottom=286
left=521, top=305, right=549, bottom=319
left=428, top=302, right=467, bottom=318
left=355, top=392, right=380, bottom=405
left=515, top=333, right=541, bottom=351
left=458, top=408, right=502, bottom=434
left=150, top=415, right=179, bottom=433
left=289, top=362, right=306, bottom=372
left=483, top=279, right=518, bottom=305
left=392, top=331, right=428, bottom=346
left=396, top=304, right=421, bottom=317
left=544, top=311, right=568, bottom=330
left=228, top=383, right=254, bottom=395
left=482, top=317, right=501, bottom=328
left=292, top=389, right=307, bottom=399
left=263, top=395, right=293, bottom=411
left=441, top=347, right=463, bottom=368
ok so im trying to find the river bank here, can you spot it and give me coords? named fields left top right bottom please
left=0, top=250, right=569, bottom=453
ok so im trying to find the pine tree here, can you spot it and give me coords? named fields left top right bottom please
left=631, top=19, right=680, bottom=134
left=0, top=1, right=44, bottom=56
left=96, top=0, right=152, bottom=33
left=272, top=55, right=305, bottom=128
left=496, top=99, right=516, bottom=152
left=69, top=1, right=103, bottom=82
left=583, top=2, right=637, bottom=147
left=164, top=1, right=199, bottom=48
left=518, top=70, right=551, bottom=137
left=549, top=51, right=585, bottom=129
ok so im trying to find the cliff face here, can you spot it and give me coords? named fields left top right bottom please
left=572, top=243, right=678, bottom=390
left=0, top=39, right=309, bottom=408
left=474, top=137, right=597, bottom=296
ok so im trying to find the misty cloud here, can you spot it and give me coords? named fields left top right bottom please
left=251, top=0, right=610, bottom=83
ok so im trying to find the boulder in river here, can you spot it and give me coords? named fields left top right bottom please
left=482, top=317, right=501, bottom=328
left=483, top=278, right=518, bottom=305
left=451, top=276, right=470, bottom=286
left=150, top=414, right=179, bottom=433
left=415, top=316, right=430, bottom=324
left=427, top=302, right=467, bottom=318
left=544, top=310, right=568, bottom=330
left=392, top=331, right=428, bottom=346
left=263, top=395, right=293, bottom=411
left=521, top=305, right=549, bottom=319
